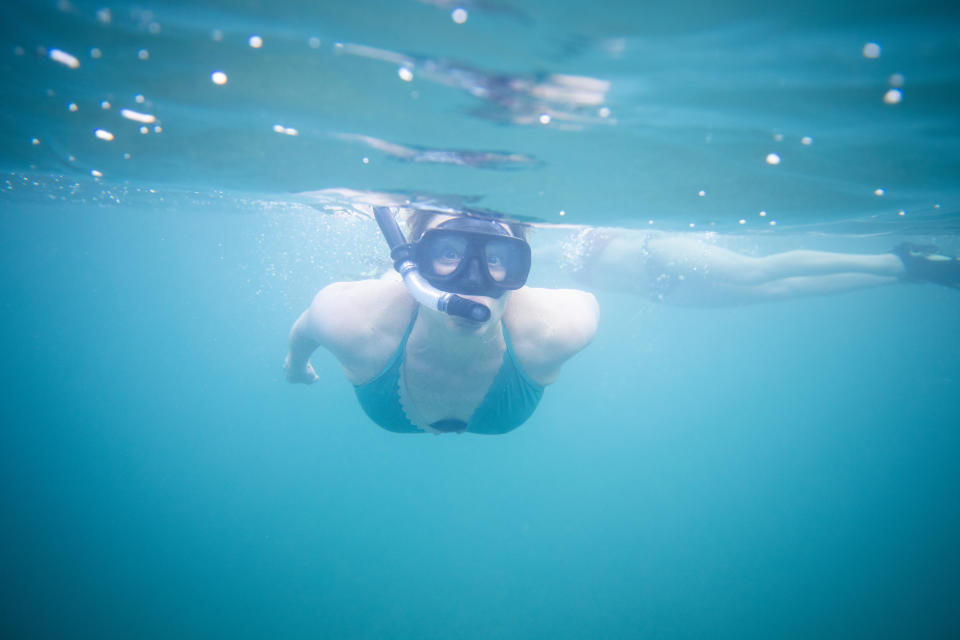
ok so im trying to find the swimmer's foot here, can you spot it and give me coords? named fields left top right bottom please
left=893, top=242, right=960, bottom=289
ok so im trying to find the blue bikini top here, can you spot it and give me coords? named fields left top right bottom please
left=353, top=309, right=544, bottom=435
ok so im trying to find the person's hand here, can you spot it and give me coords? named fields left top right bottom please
left=284, top=354, right=319, bottom=384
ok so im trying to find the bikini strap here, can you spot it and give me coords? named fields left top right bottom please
left=399, top=307, right=419, bottom=350
left=500, top=320, right=543, bottom=390
left=365, top=307, right=419, bottom=382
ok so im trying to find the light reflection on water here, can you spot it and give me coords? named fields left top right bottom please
left=2, top=0, right=959, bottom=229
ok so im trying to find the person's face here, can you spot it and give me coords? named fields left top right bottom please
left=422, top=214, right=515, bottom=326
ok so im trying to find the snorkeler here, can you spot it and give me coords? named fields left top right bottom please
left=553, top=227, right=960, bottom=306
left=284, top=208, right=598, bottom=435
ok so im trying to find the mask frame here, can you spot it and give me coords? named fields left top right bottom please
left=414, top=227, right=531, bottom=297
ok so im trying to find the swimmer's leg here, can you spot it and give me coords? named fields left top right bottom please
left=645, top=237, right=905, bottom=286
left=685, top=273, right=900, bottom=306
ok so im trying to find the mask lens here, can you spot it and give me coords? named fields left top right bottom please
left=485, top=237, right=530, bottom=288
left=484, top=239, right=512, bottom=283
left=422, top=233, right=467, bottom=277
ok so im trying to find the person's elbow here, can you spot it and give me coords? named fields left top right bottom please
left=568, top=291, right=599, bottom=351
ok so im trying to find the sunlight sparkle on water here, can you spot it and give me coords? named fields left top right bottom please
left=211, top=71, right=228, bottom=85
left=862, top=42, right=881, bottom=58
left=452, top=8, right=468, bottom=24
left=49, top=48, right=80, bottom=69
left=874, top=188, right=885, bottom=196
left=801, top=136, right=813, bottom=145
left=766, top=153, right=781, bottom=165
left=138, top=49, right=149, bottom=60
left=249, top=35, right=263, bottom=49
left=398, top=67, right=414, bottom=82
left=121, top=109, right=155, bottom=124
left=94, top=129, right=114, bottom=141
left=539, top=114, right=551, bottom=124
left=883, top=89, right=903, bottom=104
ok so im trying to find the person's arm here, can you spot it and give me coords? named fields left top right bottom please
left=284, top=308, right=322, bottom=384
left=283, top=277, right=416, bottom=385
left=283, top=282, right=357, bottom=384
left=507, top=287, right=599, bottom=385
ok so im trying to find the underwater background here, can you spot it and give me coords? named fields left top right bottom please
left=2, top=0, right=960, bottom=637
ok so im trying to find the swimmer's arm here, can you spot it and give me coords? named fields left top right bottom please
left=284, top=308, right=322, bottom=384
left=284, top=283, right=350, bottom=384
left=284, top=279, right=412, bottom=384
left=513, top=288, right=599, bottom=385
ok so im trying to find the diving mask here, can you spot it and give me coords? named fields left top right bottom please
left=414, top=217, right=531, bottom=298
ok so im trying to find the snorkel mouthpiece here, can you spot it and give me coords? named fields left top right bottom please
left=373, top=207, right=492, bottom=322
left=443, top=294, right=491, bottom=322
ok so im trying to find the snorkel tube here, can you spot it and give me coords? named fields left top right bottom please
left=373, top=207, right=491, bottom=323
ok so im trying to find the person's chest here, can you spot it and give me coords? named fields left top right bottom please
left=399, top=345, right=505, bottom=424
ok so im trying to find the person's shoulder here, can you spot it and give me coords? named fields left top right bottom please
left=308, top=275, right=414, bottom=345
left=315, top=274, right=405, bottom=304
left=508, top=287, right=600, bottom=330
left=505, top=286, right=598, bottom=368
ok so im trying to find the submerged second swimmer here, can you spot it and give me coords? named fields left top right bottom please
left=284, top=207, right=599, bottom=435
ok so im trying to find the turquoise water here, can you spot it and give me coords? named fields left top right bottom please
left=2, top=1, right=960, bottom=637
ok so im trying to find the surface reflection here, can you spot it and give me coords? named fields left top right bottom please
left=339, top=43, right=613, bottom=129
left=334, top=133, right=539, bottom=169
